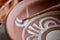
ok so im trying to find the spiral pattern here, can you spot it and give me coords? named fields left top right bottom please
left=22, top=11, right=60, bottom=40
left=15, top=17, right=29, bottom=27
left=39, top=17, right=60, bottom=30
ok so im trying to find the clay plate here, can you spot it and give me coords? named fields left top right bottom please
left=6, top=0, right=59, bottom=40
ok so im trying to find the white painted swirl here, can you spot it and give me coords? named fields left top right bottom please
left=15, top=19, right=29, bottom=27
left=22, top=11, right=60, bottom=40
left=39, top=17, right=60, bottom=30
left=15, top=7, right=29, bottom=27
left=26, top=17, right=60, bottom=40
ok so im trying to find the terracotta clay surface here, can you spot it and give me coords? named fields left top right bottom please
left=6, top=0, right=59, bottom=40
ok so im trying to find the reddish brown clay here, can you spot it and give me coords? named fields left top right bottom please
left=6, top=0, right=59, bottom=40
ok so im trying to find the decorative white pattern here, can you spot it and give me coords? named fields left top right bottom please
left=39, top=17, right=60, bottom=30
left=15, top=7, right=29, bottom=27
left=15, top=19, right=29, bottom=27
left=39, top=17, right=60, bottom=35
left=22, top=11, right=60, bottom=40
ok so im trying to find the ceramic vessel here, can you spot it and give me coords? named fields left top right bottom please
left=6, top=0, right=59, bottom=40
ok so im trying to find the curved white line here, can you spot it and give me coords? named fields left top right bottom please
left=44, top=21, right=57, bottom=28
left=33, top=23, right=40, bottom=30
left=15, top=21, right=24, bottom=27
left=15, top=20, right=29, bottom=27
left=39, top=17, right=60, bottom=29
left=27, top=30, right=37, bottom=35
left=22, top=11, right=60, bottom=40
left=16, top=18, right=23, bottom=23
left=28, top=26, right=39, bottom=33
